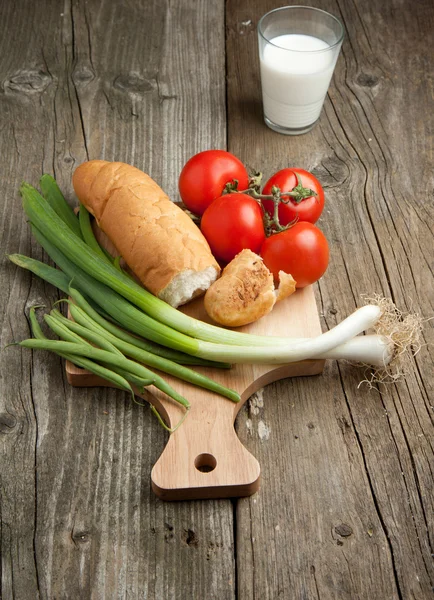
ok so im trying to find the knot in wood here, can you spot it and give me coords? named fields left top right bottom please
left=5, top=69, right=52, bottom=95
left=357, top=73, right=379, bottom=87
left=113, top=73, right=155, bottom=94
left=335, top=523, right=353, bottom=537
left=72, top=66, right=95, bottom=85
left=0, top=412, right=17, bottom=434
left=72, top=530, right=90, bottom=544
left=311, top=157, right=348, bottom=187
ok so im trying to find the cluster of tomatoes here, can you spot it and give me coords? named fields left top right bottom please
left=178, top=150, right=329, bottom=288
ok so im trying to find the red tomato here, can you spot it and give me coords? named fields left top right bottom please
left=262, top=168, right=325, bottom=225
left=179, top=150, right=249, bottom=215
left=260, top=222, right=329, bottom=288
left=201, top=193, right=265, bottom=264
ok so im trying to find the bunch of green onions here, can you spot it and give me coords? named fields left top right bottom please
left=21, top=294, right=242, bottom=433
left=10, top=177, right=243, bottom=431
left=8, top=176, right=397, bottom=429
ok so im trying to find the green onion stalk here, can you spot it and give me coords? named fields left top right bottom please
left=7, top=253, right=227, bottom=369
left=25, top=308, right=189, bottom=432
left=49, top=299, right=240, bottom=403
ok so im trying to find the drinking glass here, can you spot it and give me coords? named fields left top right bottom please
left=258, top=6, right=344, bottom=135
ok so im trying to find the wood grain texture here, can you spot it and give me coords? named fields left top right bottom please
left=1, top=1, right=236, bottom=599
left=226, top=0, right=434, bottom=599
left=1, top=0, right=433, bottom=598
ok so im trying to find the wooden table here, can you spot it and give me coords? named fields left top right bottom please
left=1, top=0, right=433, bottom=598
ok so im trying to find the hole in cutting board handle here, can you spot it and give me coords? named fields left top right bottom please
left=194, top=453, right=217, bottom=473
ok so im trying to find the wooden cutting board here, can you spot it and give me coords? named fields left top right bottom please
left=65, top=220, right=324, bottom=500
left=66, top=285, right=324, bottom=500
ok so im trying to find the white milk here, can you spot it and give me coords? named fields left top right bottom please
left=260, top=34, right=335, bottom=130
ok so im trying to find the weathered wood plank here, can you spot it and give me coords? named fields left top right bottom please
left=1, top=1, right=235, bottom=599
left=2, top=0, right=433, bottom=598
left=226, top=0, right=433, bottom=598
left=0, top=2, right=72, bottom=598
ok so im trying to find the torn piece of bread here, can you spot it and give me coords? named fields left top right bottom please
left=72, top=160, right=220, bottom=307
left=204, top=249, right=296, bottom=327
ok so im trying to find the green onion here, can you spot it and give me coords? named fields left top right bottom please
left=78, top=203, right=114, bottom=263
left=77, top=204, right=135, bottom=280
left=28, top=308, right=134, bottom=397
left=7, top=254, right=112, bottom=321
left=16, top=257, right=390, bottom=367
left=103, top=365, right=155, bottom=394
left=113, top=256, right=122, bottom=272
left=46, top=312, right=123, bottom=356
left=65, top=288, right=229, bottom=367
left=111, top=255, right=137, bottom=282
left=63, top=296, right=240, bottom=403
left=39, top=175, right=83, bottom=239
left=18, top=336, right=190, bottom=432
left=8, top=252, right=222, bottom=368
left=28, top=222, right=201, bottom=354
left=8, top=254, right=71, bottom=295
left=41, top=310, right=183, bottom=429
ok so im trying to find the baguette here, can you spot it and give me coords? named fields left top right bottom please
left=204, top=249, right=296, bottom=327
left=72, top=160, right=220, bottom=307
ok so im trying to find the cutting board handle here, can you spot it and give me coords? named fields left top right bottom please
left=149, top=388, right=261, bottom=501
left=67, top=369, right=261, bottom=500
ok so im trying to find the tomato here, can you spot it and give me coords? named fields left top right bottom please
left=262, top=168, right=325, bottom=225
left=260, top=222, right=329, bottom=288
left=201, top=193, right=265, bottom=264
left=179, top=150, right=249, bottom=215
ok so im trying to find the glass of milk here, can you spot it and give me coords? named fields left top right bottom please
left=258, top=6, right=344, bottom=135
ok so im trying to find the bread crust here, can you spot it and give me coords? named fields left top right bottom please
left=72, top=161, right=220, bottom=305
left=204, top=250, right=296, bottom=327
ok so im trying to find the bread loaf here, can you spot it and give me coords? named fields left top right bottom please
left=72, top=160, right=220, bottom=307
left=204, top=249, right=296, bottom=327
